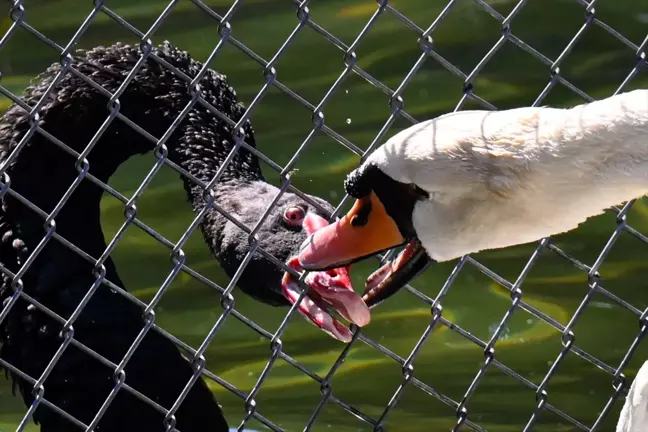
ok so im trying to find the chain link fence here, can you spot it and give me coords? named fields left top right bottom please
left=0, top=0, right=647, bottom=431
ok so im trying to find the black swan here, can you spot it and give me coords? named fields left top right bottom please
left=0, top=41, right=369, bottom=431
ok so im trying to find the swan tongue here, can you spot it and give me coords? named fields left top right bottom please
left=281, top=259, right=369, bottom=342
left=281, top=278, right=355, bottom=342
left=303, top=267, right=369, bottom=327
left=280, top=213, right=370, bottom=342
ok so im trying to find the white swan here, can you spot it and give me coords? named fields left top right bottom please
left=297, top=89, right=648, bottom=306
left=617, top=360, right=648, bottom=431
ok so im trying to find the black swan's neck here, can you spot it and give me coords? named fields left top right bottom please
left=1, top=42, right=261, bottom=256
left=0, top=42, right=252, bottom=431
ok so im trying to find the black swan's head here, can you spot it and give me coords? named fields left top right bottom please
left=0, top=40, right=370, bottom=343
left=206, top=180, right=370, bottom=342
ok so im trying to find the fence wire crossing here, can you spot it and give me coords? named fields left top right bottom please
left=0, top=0, right=647, bottom=431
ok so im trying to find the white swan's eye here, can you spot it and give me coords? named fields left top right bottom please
left=283, top=206, right=305, bottom=227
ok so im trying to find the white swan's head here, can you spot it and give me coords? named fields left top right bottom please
left=296, top=138, right=437, bottom=307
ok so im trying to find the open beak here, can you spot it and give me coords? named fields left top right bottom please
left=362, top=239, right=432, bottom=308
left=281, top=212, right=370, bottom=343
left=297, top=192, right=433, bottom=308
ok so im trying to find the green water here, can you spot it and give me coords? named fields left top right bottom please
left=1, top=0, right=648, bottom=430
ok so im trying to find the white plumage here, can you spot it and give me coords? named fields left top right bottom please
left=368, top=90, right=648, bottom=428
left=366, top=89, right=648, bottom=261
left=617, top=360, right=648, bottom=432
left=298, top=88, right=648, bottom=424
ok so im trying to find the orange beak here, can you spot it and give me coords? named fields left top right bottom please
left=298, top=191, right=433, bottom=309
left=297, top=192, right=405, bottom=271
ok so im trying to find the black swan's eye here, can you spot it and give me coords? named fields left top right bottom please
left=283, top=206, right=305, bottom=227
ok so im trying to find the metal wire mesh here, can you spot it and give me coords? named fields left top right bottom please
left=0, top=0, right=647, bottom=431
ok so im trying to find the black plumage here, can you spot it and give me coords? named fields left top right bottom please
left=0, top=41, right=335, bottom=431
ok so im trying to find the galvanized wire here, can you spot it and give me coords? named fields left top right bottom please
left=0, top=0, right=647, bottom=431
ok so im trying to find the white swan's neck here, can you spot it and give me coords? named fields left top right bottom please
left=367, top=89, right=648, bottom=262
left=617, top=360, right=648, bottom=432
left=552, top=89, right=648, bottom=162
